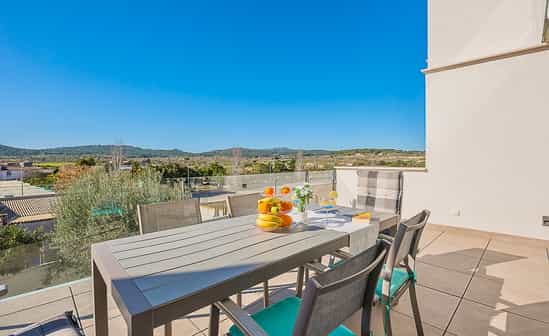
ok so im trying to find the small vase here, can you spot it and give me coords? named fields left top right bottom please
left=295, top=200, right=309, bottom=224
left=295, top=210, right=308, bottom=225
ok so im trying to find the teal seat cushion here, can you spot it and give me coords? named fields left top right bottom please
left=375, top=267, right=414, bottom=299
left=228, top=296, right=355, bottom=336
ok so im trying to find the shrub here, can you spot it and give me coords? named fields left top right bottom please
left=51, top=167, right=187, bottom=276
left=0, top=225, right=45, bottom=251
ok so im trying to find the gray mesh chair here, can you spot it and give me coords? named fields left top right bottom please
left=376, top=210, right=430, bottom=336
left=226, top=193, right=263, bottom=218
left=209, top=241, right=388, bottom=336
left=226, top=193, right=270, bottom=308
left=355, top=170, right=403, bottom=217
left=311, top=183, right=333, bottom=204
left=137, top=198, right=202, bottom=336
left=137, top=198, right=202, bottom=235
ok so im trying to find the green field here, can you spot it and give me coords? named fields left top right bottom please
left=35, top=162, right=74, bottom=169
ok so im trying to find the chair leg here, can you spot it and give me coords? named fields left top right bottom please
left=263, top=281, right=269, bottom=307
left=409, top=283, right=424, bottom=336
left=237, top=292, right=243, bottom=307
left=296, top=266, right=305, bottom=297
left=165, top=322, right=173, bottom=336
left=209, top=304, right=220, bottom=336
left=383, top=305, right=392, bottom=336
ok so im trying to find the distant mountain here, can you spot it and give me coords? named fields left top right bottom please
left=0, top=145, right=192, bottom=158
left=0, top=144, right=423, bottom=159
left=200, top=147, right=334, bottom=157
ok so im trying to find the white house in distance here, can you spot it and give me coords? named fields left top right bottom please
left=338, top=0, right=549, bottom=240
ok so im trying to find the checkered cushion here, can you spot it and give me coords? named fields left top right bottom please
left=356, top=170, right=403, bottom=214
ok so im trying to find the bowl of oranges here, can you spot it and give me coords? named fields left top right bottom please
left=256, top=186, right=294, bottom=231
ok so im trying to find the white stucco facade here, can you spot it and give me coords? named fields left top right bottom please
left=338, top=0, right=549, bottom=240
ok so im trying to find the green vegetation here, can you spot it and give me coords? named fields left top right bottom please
left=244, top=158, right=296, bottom=174
left=35, top=162, right=73, bottom=169
left=51, top=167, right=186, bottom=276
left=75, top=156, right=96, bottom=166
left=24, top=173, right=57, bottom=189
left=0, top=225, right=45, bottom=251
left=152, top=162, right=227, bottom=178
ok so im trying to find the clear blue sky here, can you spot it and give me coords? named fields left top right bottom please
left=0, top=0, right=426, bottom=152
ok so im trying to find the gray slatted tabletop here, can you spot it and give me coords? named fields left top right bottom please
left=92, top=210, right=398, bottom=336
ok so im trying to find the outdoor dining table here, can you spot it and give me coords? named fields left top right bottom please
left=91, top=207, right=399, bottom=336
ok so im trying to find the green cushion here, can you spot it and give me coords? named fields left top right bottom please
left=228, top=297, right=355, bottom=336
left=375, top=267, right=414, bottom=299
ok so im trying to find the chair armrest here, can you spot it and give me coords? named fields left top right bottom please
left=202, top=215, right=230, bottom=223
left=330, top=249, right=353, bottom=260
left=305, top=261, right=329, bottom=273
left=215, top=299, right=268, bottom=336
left=378, top=233, right=394, bottom=244
left=0, top=284, right=7, bottom=297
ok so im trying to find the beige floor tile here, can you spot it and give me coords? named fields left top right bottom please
left=417, top=248, right=480, bottom=274
left=419, top=231, right=489, bottom=259
left=83, top=315, right=204, bottom=336
left=415, top=262, right=472, bottom=297
left=0, top=278, right=90, bottom=317
left=490, top=233, right=549, bottom=248
left=465, top=272, right=549, bottom=324
left=0, top=296, right=77, bottom=336
left=418, top=229, right=444, bottom=251
left=483, top=239, right=548, bottom=263
left=391, top=285, right=460, bottom=330
left=342, top=305, right=452, bottom=336
left=475, top=254, right=549, bottom=288
left=448, top=299, right=549, bottom=336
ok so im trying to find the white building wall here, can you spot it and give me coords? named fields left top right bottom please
left=337, top=1, right=549, bottom=240
left=428, top=0, right=547, bottom=67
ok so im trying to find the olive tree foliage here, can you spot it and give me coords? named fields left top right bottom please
left=51, top=167, right=186, bottom=277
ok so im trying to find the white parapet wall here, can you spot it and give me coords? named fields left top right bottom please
left=337, top=162, right=549, bottom=240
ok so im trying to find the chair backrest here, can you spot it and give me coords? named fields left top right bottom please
left=11, top=311, right=83, bottom=335
left=226, top=193, right=263, bottom=217
left=385, top=209, right=430, bottom=277
left=137, top=199, right=202, bottom=234
left=294, top=241, right=388, bottom=336
left=356, top=170, right=403, bottom=215
left=311, top=183, right=333, bottom=204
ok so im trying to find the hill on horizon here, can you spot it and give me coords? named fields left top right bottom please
left=0, top=144, right=423, bottom=159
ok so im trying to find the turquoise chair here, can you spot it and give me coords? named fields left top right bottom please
left=376, top=210, right=429, bottom=336
left=209, top=241, right=388, bottom=336
left=311, top=210, right=430, bottom=336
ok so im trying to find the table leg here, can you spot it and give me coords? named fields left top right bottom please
left=128, top=311, right=154, bottom=336
left=296, top=266, right=304, bottom=298
left=93, top=261, right=108, bottom=336
left=209, top=304, right=220, bottom=336
left=263, top=281, right=269, bottom=307
left=165, top=322, right=173, bottom=336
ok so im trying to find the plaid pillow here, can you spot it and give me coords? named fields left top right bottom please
left=356, top=170, right=403, bottom=214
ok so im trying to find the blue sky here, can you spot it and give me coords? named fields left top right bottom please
left=0, top=1, right=426, bottom=152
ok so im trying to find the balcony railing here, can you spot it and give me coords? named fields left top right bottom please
left=0, top=170, right=335, bottom=299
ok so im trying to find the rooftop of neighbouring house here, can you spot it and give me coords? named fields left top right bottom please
left=0, top=194, right=57, bottom=224
left=1, top=224, right=548, bottom=336
left=0, top=180, right=55, bottom=199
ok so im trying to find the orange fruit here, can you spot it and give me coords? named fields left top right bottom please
left=280, top=201, right=293, bottom=212
left=258, top=202, right=270, bottom=214
left=280, top=186, right=291, bottom=195
left=264, top=187, right=274, bottom=196
left=278, top=214, right=293, bottom=227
